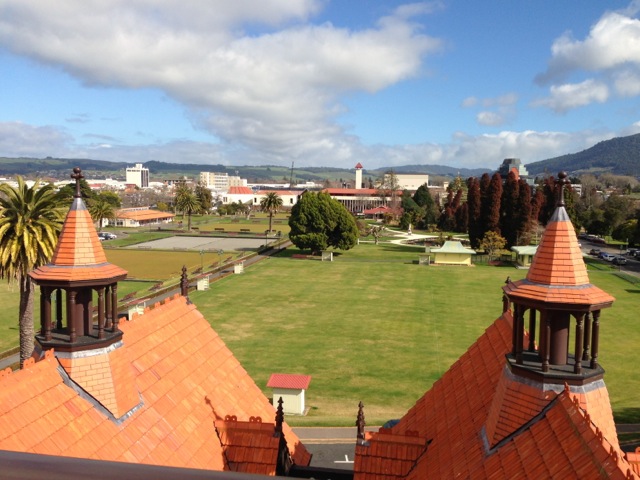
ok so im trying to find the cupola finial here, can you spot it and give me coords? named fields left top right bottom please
left=71, top=167, right=84, bottom=199
left=555, top=171, right=570, bottom=208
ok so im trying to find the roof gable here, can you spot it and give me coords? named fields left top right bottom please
left=0, top=295, right=311, bottom=472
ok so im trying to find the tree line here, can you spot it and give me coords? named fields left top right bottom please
left=399, top=171, right=640, bottom=249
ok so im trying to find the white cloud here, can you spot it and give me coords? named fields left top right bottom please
left=2, top=119, right=635, bottom=171
left=537, top=11, right=640, bottom=84
left=461, top=96, right=478, bottom=108
left=613, top=69, right=640, bottom=96
left=0, top=1, right=441, bottom=163
left=0, top=122, right=74, bottom=157
left=531, top=79, right=609, bottom=113
left=533, top=7, right=640, bottom=112
left=476, top=111, right=504, bottom=126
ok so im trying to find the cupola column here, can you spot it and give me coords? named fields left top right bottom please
left=582, top=312, right=591, bottom=361
left=574, top=313, right=585, bottom=374
left=55, top=289, right=63, bottom=329
left=590, top=310, right=601, bottom=369
left=40, top=287, right=52, bottom=341
left=528, top=309, right=537, bottom=352
left=97, top=287, right=105, bottom=339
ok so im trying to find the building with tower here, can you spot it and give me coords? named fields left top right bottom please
left=355, top=162, right=363, bottom=189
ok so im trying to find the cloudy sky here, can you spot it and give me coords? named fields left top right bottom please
left=1, top=0, right=640, bottom=170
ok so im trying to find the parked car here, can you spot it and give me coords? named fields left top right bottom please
left=589, top=249, right=601, bottom=256
left=599, top=252, right=615, bottom=262
left=612, top=256, right=627, bottom=266
left=98, top=232, right=117, bottom=240
left=627, top=248, right=639, bottom=256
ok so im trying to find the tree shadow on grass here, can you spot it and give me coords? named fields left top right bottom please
left=615, top=407, right=640, bottom=425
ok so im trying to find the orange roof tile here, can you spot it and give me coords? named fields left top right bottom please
left=116, top=209, right=175, bottom=221
left=29, top=197, right=127, bottom=283
left=353, top=312, right=637, bottom=480
left=228, top=186, right=253, bottom=195
left=267, top=374, right=311, bottom=390
left=0, top=295, right=311, bottom=473
left=215, top=416, right=279, bottom=475
left=503, top=205, right=614, bottom=308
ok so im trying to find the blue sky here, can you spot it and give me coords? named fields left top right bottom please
left=1, top=1, right=640, bottom=170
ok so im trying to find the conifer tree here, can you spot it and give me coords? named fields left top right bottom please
left=500, top=172, right=519, bottom=247
left=486, top=173, right=503, bottom=234
left=466, top=177, right=482, bottom=248
left=515, top=179, right=532, bottom=245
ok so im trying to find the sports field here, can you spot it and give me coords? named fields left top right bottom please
left=188, top=245, right=640, bottom=426
left=0, top=239, right=638, bottom=427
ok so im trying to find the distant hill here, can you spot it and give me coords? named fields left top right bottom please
left=2, top=133, right=639, bottom=182
left=526, top=133, right=640, bottom=177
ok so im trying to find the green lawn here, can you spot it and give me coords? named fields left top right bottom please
left=1, top=239, right=638, bottom=427
left=189, top=245, right=640, bottom=426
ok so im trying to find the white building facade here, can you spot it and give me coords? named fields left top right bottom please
left=125, top=164, right=149, bottom=188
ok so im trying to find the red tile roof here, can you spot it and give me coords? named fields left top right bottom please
left=228, top=186, right=253, bottom=195
left=503, top=206, right=614, bottom=308
left=355, top=163, right=363, bottom=169
left=29, top=197, right=127, bottom=283
left=0, top=295, right=311, bottom=472
left=267, top=374, right=311, bottom=390
left=353, top=312, right=637, bottom=479
left=215, top=416, right=280, bottom=475
left=116, top=208, right=175, bottom=221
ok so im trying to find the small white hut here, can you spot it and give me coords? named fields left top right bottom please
left=267, top=373, right=311, bottom=415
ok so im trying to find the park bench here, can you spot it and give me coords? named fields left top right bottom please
left=214, top=227, right=224, bottom=231
left=240, top=228, right=250, bottom=233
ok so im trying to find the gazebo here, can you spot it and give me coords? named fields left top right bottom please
left=511, top=245, right=538, bottom=268
left=429, top=241, right=476, bottom=266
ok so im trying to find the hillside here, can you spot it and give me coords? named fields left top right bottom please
left=526, top=133, right=640, bottom=177
left=2, top=133, right=640, bottom=182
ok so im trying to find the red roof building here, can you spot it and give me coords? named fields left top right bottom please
left=353, top=172, right=640, bottom=479
left=1, top=168, right=311, bottom=476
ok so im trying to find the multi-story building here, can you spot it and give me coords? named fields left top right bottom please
left=125, top=163, right=149, bottom=188
left=200, top=171, right=247, bottom=190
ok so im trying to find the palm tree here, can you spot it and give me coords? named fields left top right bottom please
left=260, top=192, right=283, bottom=233
left=88, top=197, right=116, bottom=231
left=175, top=189, right=201, bottom=232
left=0, top=177, right=65, bottom=366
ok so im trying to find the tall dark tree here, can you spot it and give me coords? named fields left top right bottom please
left=455, top=202, right=468, bottom=233
left=479, top=173, right=492, bottom=240
left=515, top=179, right=532, bottom=245
left=485, top=173, right=503, bottom=234
left=467, top=177, right=482, bottom=248
left=500, top=172, right=520, bottom=247
left=413, top=183, right=438, bottom=229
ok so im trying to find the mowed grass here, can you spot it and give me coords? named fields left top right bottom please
left=190, top=245, right=640, bottom=426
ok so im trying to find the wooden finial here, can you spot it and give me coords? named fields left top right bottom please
left=356, top=401, right=366, bottom=443
left=70, top=167, right=84, bottom=198
left=275, top=397, right=284, bottom=434
left=555, top=171, right=570, bottom=207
